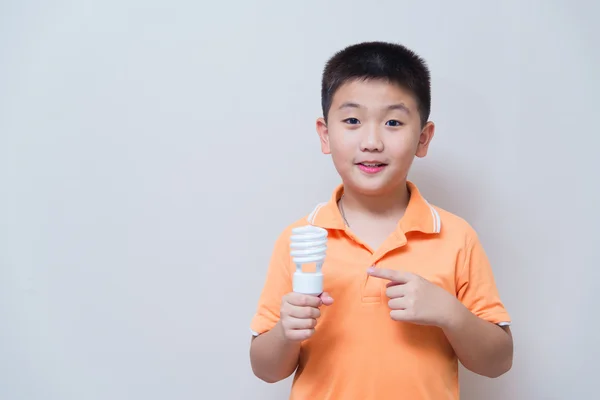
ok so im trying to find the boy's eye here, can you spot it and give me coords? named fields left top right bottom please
left=343, top=118, right=360, bottom=125
left=386, top=120, right=403, bottom=127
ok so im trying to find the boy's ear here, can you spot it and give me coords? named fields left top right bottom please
left=415, top=121, right=435, bottom=158
left=316, top=117, right=331, bottom=154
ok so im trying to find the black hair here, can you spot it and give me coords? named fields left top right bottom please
left=321, top=41, right=431, bottom=127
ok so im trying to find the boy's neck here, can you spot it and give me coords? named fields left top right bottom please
left=339, top=181, right=410, bottom=222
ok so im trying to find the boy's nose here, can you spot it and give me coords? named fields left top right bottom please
left=360, top=127, right=384, bottom=152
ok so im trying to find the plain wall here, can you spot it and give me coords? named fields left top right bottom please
left=1, top=1, right=598, bottom=399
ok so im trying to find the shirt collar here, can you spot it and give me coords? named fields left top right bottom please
left=307, top=181, right=441, bottom=235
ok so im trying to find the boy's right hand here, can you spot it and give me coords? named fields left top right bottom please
left=278, top=292, right=334, bottom=342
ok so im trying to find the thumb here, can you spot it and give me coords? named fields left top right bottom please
left=319, top=291, right=334, bottom=306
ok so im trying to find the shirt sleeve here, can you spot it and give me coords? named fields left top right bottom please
left=249, top=228, right=293, bottom=336
left=456, top=231, right=511, bottom=326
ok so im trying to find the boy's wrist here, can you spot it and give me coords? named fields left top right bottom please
left=440, top=298, right=469, bottom=332
left=274, top=320, right=288, bottom=342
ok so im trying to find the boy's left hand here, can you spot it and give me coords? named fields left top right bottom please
left=367, top=266, right=461, bottom=329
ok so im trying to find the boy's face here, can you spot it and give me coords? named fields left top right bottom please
left=316, top=79, right=434, bottom=197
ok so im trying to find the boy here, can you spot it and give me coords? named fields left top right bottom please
left=249, top=41, right=513, bottom=400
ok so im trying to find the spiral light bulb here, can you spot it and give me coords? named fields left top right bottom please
left=290, top=225, right=328, bottom=296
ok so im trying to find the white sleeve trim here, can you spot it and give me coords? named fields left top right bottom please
left=250, top=328, right=260, bottom=336
left=497, top=321, right=511, bottom=327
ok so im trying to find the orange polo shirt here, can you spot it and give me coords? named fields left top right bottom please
left=250, top=181, right=511, bottom=400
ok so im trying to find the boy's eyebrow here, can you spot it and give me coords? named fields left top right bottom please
left=387, top=103, right=410, bottom=114
left=338, top=102, right=410, bottom=114
left=338, top=102, right=363, bottom=110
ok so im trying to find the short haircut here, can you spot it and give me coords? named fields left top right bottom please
left=321, top=41, right=431, bottom=127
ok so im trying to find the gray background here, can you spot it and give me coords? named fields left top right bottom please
left=1, top=1, right=598, bottom=399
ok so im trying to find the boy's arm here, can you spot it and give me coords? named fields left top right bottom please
left=250, top=290, right=334, bottom=383
left=250, top=321, right=301, bottom=383
left=249, top=228, right=296, bottom=383
left=447, top=230, right=513, bottom=377
left=442, top=303, right=513, bottom=378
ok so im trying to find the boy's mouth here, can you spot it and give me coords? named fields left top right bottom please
left=356, top=162, right=388, bottom=174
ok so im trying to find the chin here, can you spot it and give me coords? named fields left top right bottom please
left=343, top=177, right=398, bottom=197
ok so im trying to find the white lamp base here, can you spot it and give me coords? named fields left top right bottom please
left=293, top=271, right=323, bottom=296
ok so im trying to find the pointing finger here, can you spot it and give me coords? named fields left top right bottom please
left=367, top=267, right=413, bottom=283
